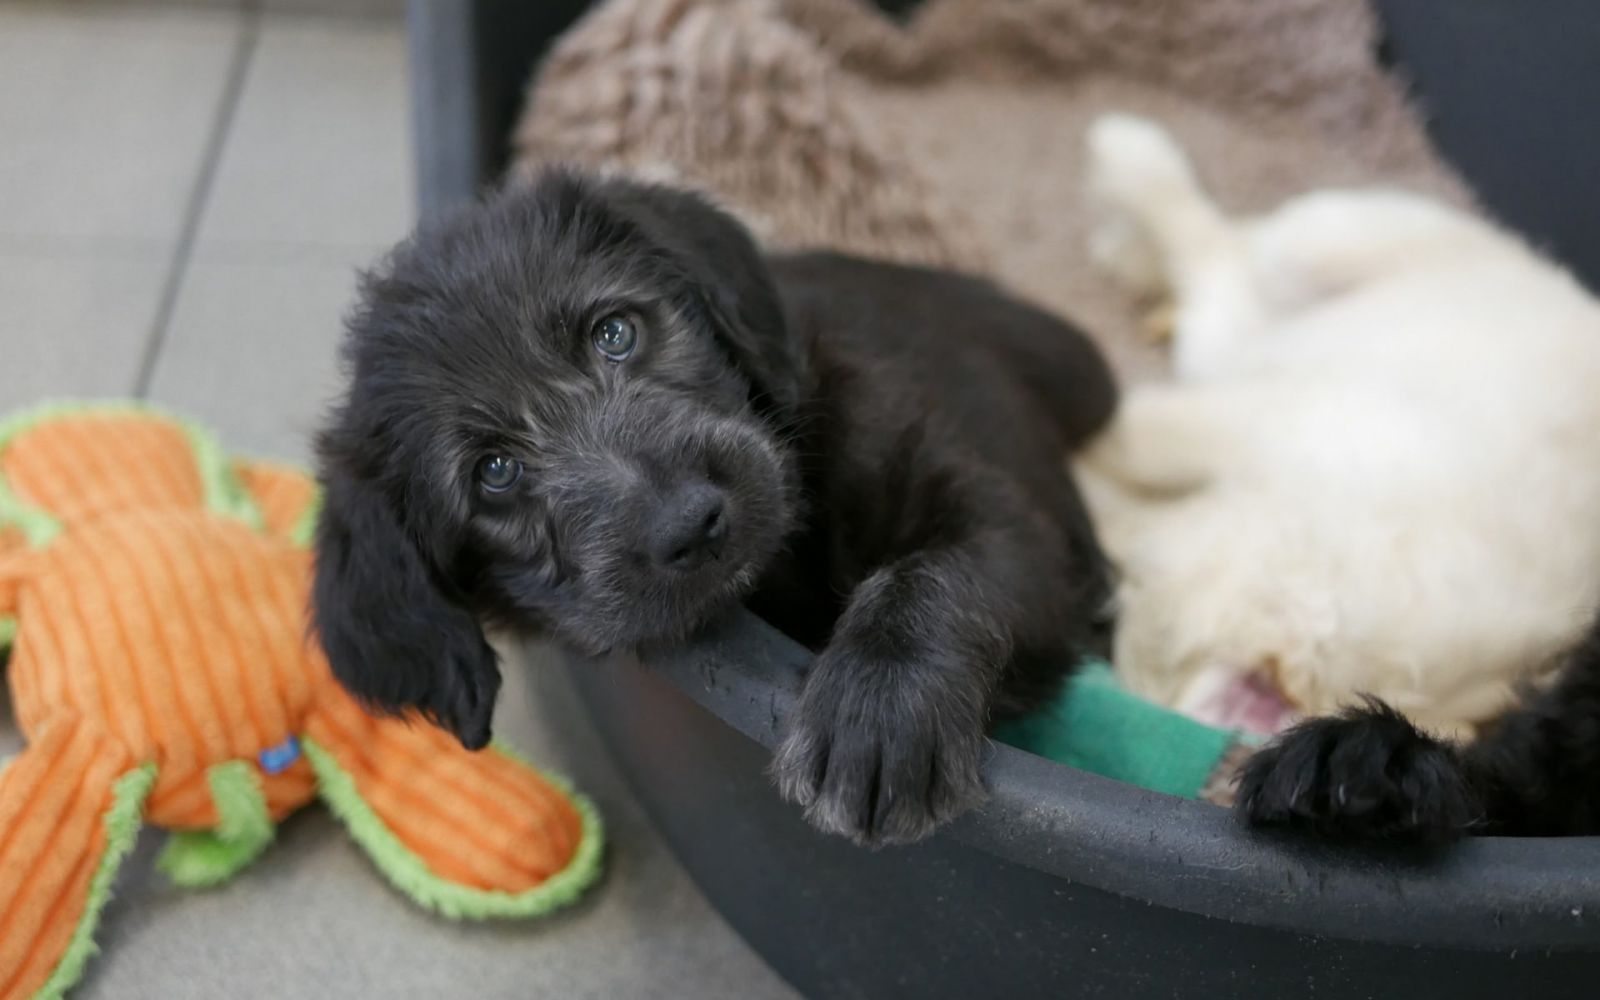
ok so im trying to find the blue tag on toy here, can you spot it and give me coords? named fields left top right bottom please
left=258, top=736, right=301, bottom=775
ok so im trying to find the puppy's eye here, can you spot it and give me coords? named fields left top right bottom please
left=592, top=314, right=638, bottom=361
left=476, top=455, right=523, bottom=494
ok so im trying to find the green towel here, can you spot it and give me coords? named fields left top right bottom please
left=993, top=662, right=1252, bottom=799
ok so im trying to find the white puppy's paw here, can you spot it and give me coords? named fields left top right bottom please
left=1083, top=114, right=1201, bottom=296
left=1085, top=114, right=1197, bottom=207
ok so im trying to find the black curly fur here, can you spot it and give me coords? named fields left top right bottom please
left=1238, top=611, right=1600, bottom=841
left=1235, top=697, right=1477, bottom=844
left=313, top=170, right=1118, bottom=845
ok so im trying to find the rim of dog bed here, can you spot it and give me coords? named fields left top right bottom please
left=638, top=609, right=1600, bottom=953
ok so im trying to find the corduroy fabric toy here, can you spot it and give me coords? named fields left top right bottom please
left=0, top=404, right=602, bottom=1000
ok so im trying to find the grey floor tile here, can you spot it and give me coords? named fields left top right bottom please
left=0, top=3, right=242, bottom=244
left=142, top=251, right=367, bottom=463
left=146, top=10, right=414, bottom=463
left=197, top=13, right=414, bottom=253
left=0, top=245, right=169, bottom=404
left=257, top=0, right=403, bottom=20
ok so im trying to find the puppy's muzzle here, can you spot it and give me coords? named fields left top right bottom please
left=644, top=480, right=728, bottom=571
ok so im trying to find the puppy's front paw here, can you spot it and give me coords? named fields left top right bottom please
left=1235, top=698, right=1477, bottom=845
left=771, top=650, right=987, bottom=847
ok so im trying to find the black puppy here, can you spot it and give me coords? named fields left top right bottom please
left=1238, top=606, right=1600, bottom=841
left=312, top=171, right=1116, bottom=845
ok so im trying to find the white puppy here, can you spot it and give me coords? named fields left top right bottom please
left=1078, top=114, right=1600, bottom=738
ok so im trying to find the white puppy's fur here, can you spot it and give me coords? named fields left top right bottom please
left=1078, top=115, right=1600, bottom=737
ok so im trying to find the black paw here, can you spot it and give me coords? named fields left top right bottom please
left=426, top=637, right=502, bottom=751
left=1235, top=698, right=1478, bottom=845
left=770, top=648, right=987, bottom=846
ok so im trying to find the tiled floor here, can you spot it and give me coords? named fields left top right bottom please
left=0, top=2, right=796, bottom=997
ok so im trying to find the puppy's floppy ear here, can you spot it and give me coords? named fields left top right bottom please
left=602, top=181, right=805, bottom=416
left=310, top=458, right=501, bottom=751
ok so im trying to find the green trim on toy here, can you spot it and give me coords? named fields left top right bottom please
left=0, top=401, right=264, bottom=546
left=33, top=763, right=156, bottom=1000
left=0, top=614, right=16, bottom=651
left=224, top=453, right=322, bottom=545
left=287, top=489, right=322, bottom=549
left=303, top=736, right=604, bottom=920
left=180, top=421, right=263, bottom=533
left=156, top=760, right=276, bottom=888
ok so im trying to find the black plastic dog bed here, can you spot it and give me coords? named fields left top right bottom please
left=405, top=2, right=1600, bottom=996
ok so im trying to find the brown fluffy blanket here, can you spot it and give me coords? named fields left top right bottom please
left=512, top=0, right=1470, bottom=381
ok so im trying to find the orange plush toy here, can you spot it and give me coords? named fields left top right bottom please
left=0, top=405, right=602, bottom=1000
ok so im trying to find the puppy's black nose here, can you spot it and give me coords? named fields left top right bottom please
left=647, top=482, right=728, bottom=571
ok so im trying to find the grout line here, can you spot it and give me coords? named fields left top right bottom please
left=132, top=0, right=263, bottom=399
